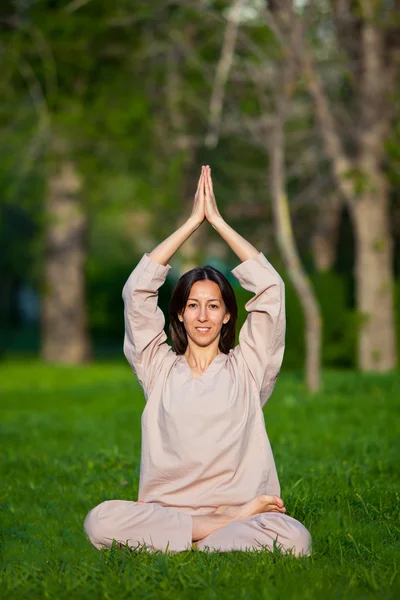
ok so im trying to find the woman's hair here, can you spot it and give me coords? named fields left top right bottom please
left=169, top=265, right=238, bottom=355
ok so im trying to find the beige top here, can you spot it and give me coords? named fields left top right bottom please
left=122, top=252, right=286, bottom=515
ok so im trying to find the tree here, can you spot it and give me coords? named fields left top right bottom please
left=1, top=0, right=167, bottom=362
left=267, top=0, right=399, bottom=371
left=198, top=1, right=323, bottom=389
left=269, top=76, right=322, bottom=391
left=41, top=157, right=90, bottom=362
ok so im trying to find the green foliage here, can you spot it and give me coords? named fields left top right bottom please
left=85, top=212, right=142, bottom=347
left=281, top=277, right=306, bottom=370
left=395, top=279, right=400, bottom=363
left=1, top=363, right=399, bottom=599
left=311, top=271, right=357, bottom=367
left=270, top=270, right=357, bottom=370
left=0, top=0, right=399, bottom=372
left=282, top=269, right=400, bottom=370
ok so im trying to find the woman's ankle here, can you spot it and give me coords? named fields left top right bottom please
left=192, top=513, right=232, bottom=541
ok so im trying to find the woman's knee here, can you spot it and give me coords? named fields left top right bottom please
left=276, top=516, right=312, bottom=557
left=257, top=513, right=312, bottom=557
left=83, top=500, right=122, bottom=549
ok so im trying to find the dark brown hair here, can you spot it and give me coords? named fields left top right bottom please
left=169, top=265, right=238, bottom=355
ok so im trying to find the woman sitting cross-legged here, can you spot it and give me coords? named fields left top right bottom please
left=84, top=165, right=311, bottom=555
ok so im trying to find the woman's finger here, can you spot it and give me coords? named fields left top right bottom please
left=203, top=166, right=209, bottom=192
left=200, top=169, right=206, bottom=198
left=195, top=167, right=204, bottom=197
left=208, top=167, right=214, bottom=194
left=205, top=168, right=213, bottom=200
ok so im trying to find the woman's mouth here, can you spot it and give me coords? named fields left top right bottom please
left=196, top=327, right=211, bottom=333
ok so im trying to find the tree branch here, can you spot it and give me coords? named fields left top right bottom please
left=205, top=0, right=245, bottom=148
left=266, top=0, right=355, bottom=205
left=268, top=61, right=322, bottom=392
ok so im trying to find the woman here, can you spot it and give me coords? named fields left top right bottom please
left=84, top=166, right=311, bottom=555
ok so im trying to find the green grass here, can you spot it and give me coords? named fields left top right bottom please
left=1, top=361, right=399, bottom=599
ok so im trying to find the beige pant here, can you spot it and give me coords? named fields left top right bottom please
left=84, top=500, right=311, bottom=556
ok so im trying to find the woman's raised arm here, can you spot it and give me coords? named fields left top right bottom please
left=148, top=167, right=206, bottom=266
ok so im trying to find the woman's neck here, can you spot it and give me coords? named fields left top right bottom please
left=184, top=340, right=221, bottom=371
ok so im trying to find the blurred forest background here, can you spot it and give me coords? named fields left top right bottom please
left=1, top=0, right=399, bottom=388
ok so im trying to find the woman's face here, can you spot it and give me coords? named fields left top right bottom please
left=178, top=280, right=230, bottom=348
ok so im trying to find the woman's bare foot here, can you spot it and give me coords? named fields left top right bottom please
left=191, top=495, right=286, bottom=541
left=215, top=495, right=286, bottom=519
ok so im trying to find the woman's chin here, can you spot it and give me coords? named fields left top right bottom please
left=193, top=337, right=213, bottom=347
left=190, top=331, right=219, bottom=347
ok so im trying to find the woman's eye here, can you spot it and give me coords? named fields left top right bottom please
left=210, top=304, right=219, bottom=309
left=188, top=303, right=197, bottom=308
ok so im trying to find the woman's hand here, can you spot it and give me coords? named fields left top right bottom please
left=190, top=166, right=206, bottom=227
left=204, top=165, right=223, bottom=226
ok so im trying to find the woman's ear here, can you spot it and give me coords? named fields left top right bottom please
left=223, top=313, right=230, bottom=325
left=178, top=313, right=184, bottom=323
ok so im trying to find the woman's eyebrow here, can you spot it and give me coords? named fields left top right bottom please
left=187, top=297, right=220, bottom=302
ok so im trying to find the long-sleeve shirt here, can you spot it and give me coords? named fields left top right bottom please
left=122, top=252, right=286, bottom=516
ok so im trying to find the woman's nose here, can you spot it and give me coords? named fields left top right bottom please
left=198, top=308, right=208, bottom=321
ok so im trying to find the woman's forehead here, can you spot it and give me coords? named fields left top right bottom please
left=188, top=279, right=222, bottom=300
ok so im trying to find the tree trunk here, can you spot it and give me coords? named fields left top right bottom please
left=269, top=118, right=322, bottom=392
left=351, top=180, right=397, bottom=371
left=311, top=192, right=342, bottom=272
left=41, top=161, right=91, bottom=363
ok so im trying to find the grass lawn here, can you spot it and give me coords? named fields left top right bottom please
left=1, top=361, right=399, bottom=599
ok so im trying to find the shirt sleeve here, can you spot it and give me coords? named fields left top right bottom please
left=122, top=253, right=173, bottom=399
left=232, top=252, right=286, bottom=407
